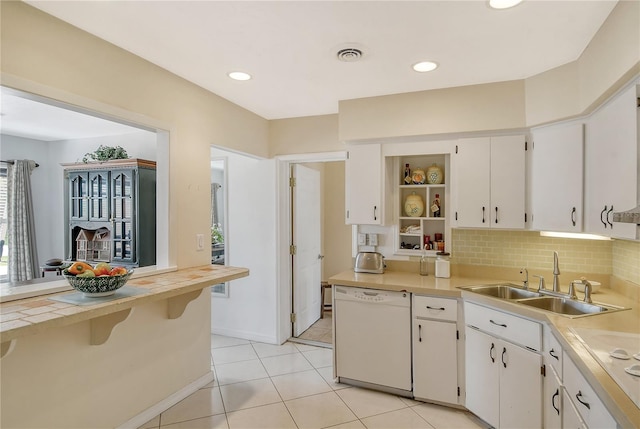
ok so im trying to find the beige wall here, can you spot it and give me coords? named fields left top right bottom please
left=338, top=80, right=527, bottom=142
left=269, top=114, right=341, bottom=157
left=323, top=162, right=352, bottom=281
left=1, top=1, right=269, bottom=270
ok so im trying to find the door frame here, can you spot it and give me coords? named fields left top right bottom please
left=275, top=151, right=346, bottom=344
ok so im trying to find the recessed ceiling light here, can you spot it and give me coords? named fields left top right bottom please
left=489, top=0, right=523, bottom=10
left=228, top=71, right=251, bottom=81
left=412, top=61, right=438, bottom=73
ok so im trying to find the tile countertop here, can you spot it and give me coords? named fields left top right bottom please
left=0, top=265, right=249, bottom=343
left=329, top=270, right=640, bottom=428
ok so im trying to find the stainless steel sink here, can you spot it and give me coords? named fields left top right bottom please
left=459, top=284, right=628, bottom=318
left=459, top=284, right=541, bottom=300
left=516, top=296, right=624, bottom=316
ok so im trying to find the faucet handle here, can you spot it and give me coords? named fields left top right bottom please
left=568, top=281, right=578, bottom=300
left=533, top=275, right=545, bottom=290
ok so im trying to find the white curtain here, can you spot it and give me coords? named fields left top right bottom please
left=7, top=160, right=39, bottom=282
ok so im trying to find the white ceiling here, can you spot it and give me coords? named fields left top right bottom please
left=25, top=0, right=617, bottom=121
left=0, top=89, right=143, bottom=141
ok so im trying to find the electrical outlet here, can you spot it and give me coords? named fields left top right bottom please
left=367, top=233, right=378, bottom=246
left=357, top=233, right=367, bottom=245
left=196, top=234, right=204, bottom=251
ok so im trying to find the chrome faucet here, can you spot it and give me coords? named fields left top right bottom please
left=520, top=268, right=529, bottom=290
left=552, top=251, right=561, bottom=292
left=582, top=280, right=593, bottom=303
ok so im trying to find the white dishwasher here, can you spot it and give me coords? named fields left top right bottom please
left=334, top=286, right=412, bottom=394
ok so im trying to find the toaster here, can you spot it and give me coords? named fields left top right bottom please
left=354, top=252, right=385, bottom=274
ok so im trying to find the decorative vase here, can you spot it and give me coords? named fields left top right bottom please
left=404, top=192, right=424, bottom=217
left=426, top=164, right=443, bottom=184
left=411, top=168, right=426, bottom=184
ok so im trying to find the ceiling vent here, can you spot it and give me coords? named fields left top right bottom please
left=337, top=48, right=363, bottom=62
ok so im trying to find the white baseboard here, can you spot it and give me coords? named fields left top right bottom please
left=211, top=327, right=278, bottom=345
left=117, top=371, right=214, bottom=429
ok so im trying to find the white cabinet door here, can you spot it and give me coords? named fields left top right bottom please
left=585, top=84, right=638, bottom=239
left=499, top=341, right=542, bottom=429
left=562, top=389, right=588, bottom=429
left=454, top=136, right=525, bottom=229
left=543, top=365, right=562, bottom=429
left=465, top=327, right=499, bottom=428
left=413, top=319, right=458, bottom=404
left=454, top=138, right=491, bottom=228
left=345, top=144, right=382, bottom=225
left=530, top=121, right=584, bottom=232
left=490, top=135, right=526, bottom=229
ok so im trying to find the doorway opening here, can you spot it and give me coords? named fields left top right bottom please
left=287, top=158, right=351, bottom=346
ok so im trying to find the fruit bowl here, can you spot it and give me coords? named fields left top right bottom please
left=63, top=268, right=134, bottom=297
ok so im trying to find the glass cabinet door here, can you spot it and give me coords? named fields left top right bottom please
left=110, top=169, right=136, bottom=263
left=88, top=171, right=110, bottom=221
left=69, top=172, right=88, bottom=221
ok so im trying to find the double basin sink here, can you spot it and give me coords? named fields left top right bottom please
left=459, top=284, right=626, bottom=318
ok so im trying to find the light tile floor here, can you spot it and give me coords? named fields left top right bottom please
left=139, top=334, right=488, bottom=429
left=298, top=312, right=332, bottom=344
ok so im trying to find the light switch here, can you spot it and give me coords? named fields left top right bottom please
left=357, top=233, right=367, bottom=245
left=196, top=234, right=204, bottom=251
left=367, top=233, right=378, bottom=246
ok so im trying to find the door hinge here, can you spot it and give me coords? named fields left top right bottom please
left=541, top=364, right=546, bottom=377
left=290, top=313, right=297, bottom=323
left=457, top=386, right=461, bottom=397
left=289, top=245, right=297, bottom=255
left=289, top=177, right=296, bottom=187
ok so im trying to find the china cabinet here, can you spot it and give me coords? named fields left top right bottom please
left=63, top=158, right=156, bottom=267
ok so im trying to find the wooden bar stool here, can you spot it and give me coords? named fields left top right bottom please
left=320, top=281, right=332, bottom=318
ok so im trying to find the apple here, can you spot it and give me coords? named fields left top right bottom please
left=109, top=267, right=128, bottom=276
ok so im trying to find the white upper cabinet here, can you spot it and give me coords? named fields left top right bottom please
left=584, top=83, right=638, bottom=239
left=454, top=136, right=525, bottom=229
left=530, top=122, right=584, bottom=232
left=345, top=143, right=383, bottom=225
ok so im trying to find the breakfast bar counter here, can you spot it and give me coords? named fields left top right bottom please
left=0, top=264, right=249, bottom=429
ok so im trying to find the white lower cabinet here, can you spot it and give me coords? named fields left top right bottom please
left=563, top=352, right=616, bottom=429
left=562, top=389, right=587, bottom=429
left=464, top=302, right=542, bottom=428
left=544, top=365, right=563, bottom=429
left=412, top=295, right=459, bottom=404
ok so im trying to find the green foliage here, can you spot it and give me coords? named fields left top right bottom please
left=211, top=223, right=224, bottom=244
left=82, top=145, right=130, bottom=163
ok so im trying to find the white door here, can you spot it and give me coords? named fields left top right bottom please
left=292, top=164, right=322, bottom=336
left=465, top=327, right=499, bottom=428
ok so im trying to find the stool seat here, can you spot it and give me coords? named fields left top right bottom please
left=320, top=281, right=332, bottom=319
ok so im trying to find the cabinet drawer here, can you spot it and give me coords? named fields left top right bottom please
left=413, top=295, right=457, bottom=321
left=563, top=352, right=616, bottom=429
left=464, top=302, right=541, bottom=351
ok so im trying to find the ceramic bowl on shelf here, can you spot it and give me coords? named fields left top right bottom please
left=63, top=269, right=134, bottom=297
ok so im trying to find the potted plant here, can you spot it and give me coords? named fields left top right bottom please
left=82, top=145, right=130, bottom=163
